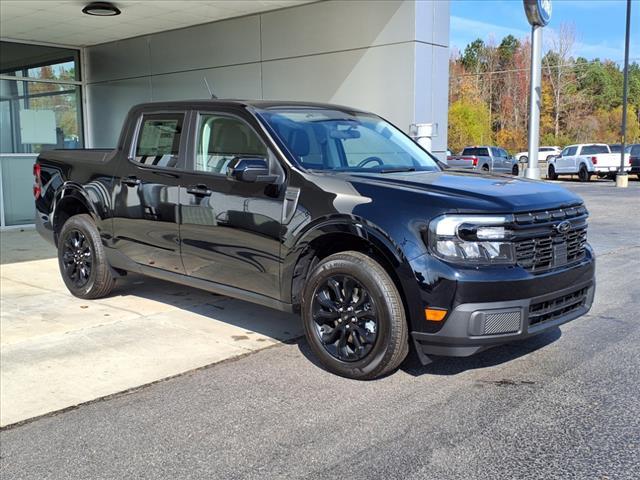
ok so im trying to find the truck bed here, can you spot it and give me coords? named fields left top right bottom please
left=38, top=149, right=115, bottom=165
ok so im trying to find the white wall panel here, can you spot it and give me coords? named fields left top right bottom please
left=86, top=77, right=152, bottom=148
left=261, top=0, right=414, bottom=60
left=86, top=36, right=151, bottom=83
left=148, top=16, right=261, bottom=75
left=150, top=64, right=262, bottom=102
left=262, top=43, right=415, bottom=131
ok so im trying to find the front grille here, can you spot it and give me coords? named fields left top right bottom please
left=528, top=286, right=590, bottom=327
left=513, top=205, right=588, bottom=272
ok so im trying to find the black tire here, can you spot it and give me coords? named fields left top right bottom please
left=512, top=164, right=519, bottom=176
left=578, top=165, right=591, bottom=182
left=58, top=214, right=115, bottom=299
left=637, top=174, right=640, bottom=181
left=481, top=164, right=490, bottom=172
left=548, top=164, right=558, bottom=180
left=301, top=251, right=409, bottom=380
left=519, top=156, right=528, bottom=163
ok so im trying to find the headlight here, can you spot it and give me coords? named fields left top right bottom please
left=427, top=215, right=515, bottom=265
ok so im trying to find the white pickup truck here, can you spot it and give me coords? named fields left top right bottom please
left=547, top=143, right=631, bottom=182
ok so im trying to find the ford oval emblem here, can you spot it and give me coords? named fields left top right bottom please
left=555, top=220, right=571, bottom=234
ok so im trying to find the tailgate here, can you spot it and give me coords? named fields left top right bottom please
left=447, top=156, right=477, bottom=169
left=591, top=153, right=624, bottom=168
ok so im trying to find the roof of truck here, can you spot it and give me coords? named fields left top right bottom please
left=130, top=99, right=370, bottom=114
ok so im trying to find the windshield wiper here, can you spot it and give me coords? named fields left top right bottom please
left=379, top=167, right=416, bottom=173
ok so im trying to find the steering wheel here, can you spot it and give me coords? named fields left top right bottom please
left=356, top=156, right=384, bottom=168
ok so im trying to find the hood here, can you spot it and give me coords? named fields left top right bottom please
left=338, top=170, right=584, bottom=213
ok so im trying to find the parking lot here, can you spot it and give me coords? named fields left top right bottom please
left=1, top=179, right=639, bottom=479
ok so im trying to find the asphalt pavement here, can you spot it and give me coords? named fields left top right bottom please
left=1, top=179, right=639, bottom=480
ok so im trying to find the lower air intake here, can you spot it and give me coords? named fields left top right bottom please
left=483, top=311, right=522, bottom=335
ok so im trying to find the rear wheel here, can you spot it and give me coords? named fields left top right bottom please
left=519, top=156, right=528, bottom=163
left=302, top=251, right=408, bottom=380
left=481, top=164, right=490, bottom=172
left=548, top=164, right=558, bottom=180
left=578, top=165, right=591, bottom=182
left=512, top=164, right=519, bottom=176
left=58, top=214, right=115, bottom=299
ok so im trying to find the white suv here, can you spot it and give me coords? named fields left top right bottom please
left=515, top=146, right=561, bottom=163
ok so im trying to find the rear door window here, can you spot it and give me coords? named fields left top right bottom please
left=134, top=114, right=184, bottom=168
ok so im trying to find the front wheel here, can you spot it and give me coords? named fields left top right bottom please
left=512, top=164, right=519, bottom=176
left=578, top=165, right=591, bottom=182
left=58, top=214, right=115, bottom=299
left=548, top=164, right=558, bottom=180
left=302, top=251, right=409, bottom=380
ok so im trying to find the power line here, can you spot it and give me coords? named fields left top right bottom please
left=451, top=58, right=640, bottom=78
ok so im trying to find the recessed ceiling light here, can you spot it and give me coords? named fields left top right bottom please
left=82, top=2, right=121, bottom=17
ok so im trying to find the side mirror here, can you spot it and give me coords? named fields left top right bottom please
left=227, top=157, right=276, bottom=183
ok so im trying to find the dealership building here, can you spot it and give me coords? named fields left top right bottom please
left=0, top=0, right=450, bottom=228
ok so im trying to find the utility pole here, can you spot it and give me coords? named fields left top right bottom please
left=523, top=0, right=553, bottom=180
left=616, top=0, right=632, bottom=188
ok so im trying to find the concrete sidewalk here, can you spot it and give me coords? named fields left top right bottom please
left=0, top=229, right=302, bottom=427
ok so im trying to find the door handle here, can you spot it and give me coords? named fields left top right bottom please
left=121, top=176, right=141, bottom=187
left=186, top=184, right=212, bottom=197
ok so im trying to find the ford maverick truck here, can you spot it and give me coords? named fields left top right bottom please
left=35, top=100, right=595, bottom=379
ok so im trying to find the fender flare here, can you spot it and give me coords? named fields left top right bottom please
left=282, top=215, right=424, bottom=328
left=51, top=183, right=100, bottom=232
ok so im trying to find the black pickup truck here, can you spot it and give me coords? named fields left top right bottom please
left=34, top=100, right=595, bottom=379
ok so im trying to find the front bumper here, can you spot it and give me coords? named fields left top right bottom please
left=408, top=247, right=595, bottom=363
left=411, top=279, right=594, bottom=362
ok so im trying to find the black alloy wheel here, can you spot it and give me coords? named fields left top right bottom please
left=61, top=229, right=93, bottom=288
left=302, top=251, right=409, bottom=380
left=312, top=275, right=378, bottom=362
left=578, top=165, right=591, bottom=182
left=58, top=214, right=115, bottom=299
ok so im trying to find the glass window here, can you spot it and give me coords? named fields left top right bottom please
left=1, top=41, right=80, bottom=81
left=631, top=145, right=640, bottom=156
left=609, top=144, right=622, bottom=153
left=134, top=114, right=184, bottom=167
left=195, top=114, right=267, bottom=174
left=258, top=108, right=440, bottom=173
left=581, top=145, right=610, bottom=155
left=0, top=41, right=82, bottom=155
left=462, top=147, right=489, bottom=157
left=562, top=146, right=577, bottom=156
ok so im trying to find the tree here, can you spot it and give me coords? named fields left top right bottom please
left=543, top=23, right=576, bottom=138
left=448, top=99, right=492, bottom=153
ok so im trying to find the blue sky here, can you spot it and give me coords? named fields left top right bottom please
left=450, top=0, right=640, bottom=63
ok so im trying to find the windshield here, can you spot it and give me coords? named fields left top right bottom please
left=256, top=107, right=440, bottom=173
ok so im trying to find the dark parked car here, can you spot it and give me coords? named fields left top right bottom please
left=34, top=100, right=595, bottom=379
left=625, top=144, right=640, bottom=179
